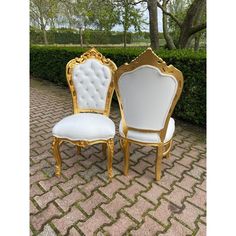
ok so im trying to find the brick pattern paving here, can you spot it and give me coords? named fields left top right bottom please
left=30, top=79, right=206, bottom=236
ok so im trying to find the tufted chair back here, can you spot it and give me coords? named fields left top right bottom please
left=66, top=48, right=117, bottom=115
left=115, top=48, right=183, bottom=141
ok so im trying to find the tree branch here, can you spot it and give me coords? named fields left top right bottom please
left=190, top=22, right=206, bottom=35
left=156, top=0, right=182, bottom=27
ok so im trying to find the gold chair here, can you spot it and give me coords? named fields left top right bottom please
left=114, top=48, right=184, bottom=180
left=52, top=48, right=117, bottom=179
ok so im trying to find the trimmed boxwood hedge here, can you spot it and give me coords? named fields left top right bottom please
left=30, top=46, right=206, bottom=126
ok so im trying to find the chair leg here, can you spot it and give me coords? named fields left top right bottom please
left=156, top=144, right=164, bottom=181
left=123, top=140, right=130, bottom=176
left=164, top=139, right=173, bottom=159
left=77, top=146, right=81, bottom=155
left=107, top=139, right=114, bottom=180
left=52, top=137, right=62, bottom=177
left=102, top=143, right=107, bottom=157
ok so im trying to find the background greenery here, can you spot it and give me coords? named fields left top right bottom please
left=30, top=46, right=206, bottom=126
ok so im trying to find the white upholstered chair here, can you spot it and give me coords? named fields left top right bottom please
left=114, top=48, right=184, bottom=181
left=52, top=48, right=117, bottom=179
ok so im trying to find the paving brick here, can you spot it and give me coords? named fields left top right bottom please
left=188, top=164, right=205, bottom=180
left=124, top=196, right=154, bottom=223
left=120, top=181, right=146, bottom=201
left=38, top=224, right=57, bottom=236
left=103, top=213, right=136, bottom=235
left=77, top=208, right=111, bottom=236
left=30, top=79, right=206, bottom=236
left=157, top=171, right=179, bottom=190
left=176, top=202, right=204, bottom=230
left=30, top=171, right=47, bottom=185
left=30, top=160, right=50, bottom=175
left=79, top=165, right=104, bottom=181
left=166, top=162, right=189, bottom=178
left=196, top=221, right=206, bottom=236
left=176, top=174, right=200, bottom=193
left=68, top=227, right=81, bottom=236
left=131, top=159, right=152, bottom=174
left=186, top=148, right=203, bottom=159
left=79, top=191, right=108, bottom=215
left=187, top=188, right=206, bottom=210
left=148, top=199, right=178, bottom=226
left=56, top=188, right=85, bottom=212
left=63, top=163, right=85, bottom=179
left=165, top=185, right=191, bottom=208
left=141, top=183, right=167, bottom=204
left=59, top=174, right=86, bottom=193
left=177, top=154, right=196, bottom=168
left=30, top=183, right=44, bottom=197
left=116, top=169, right=140, bottom=185
left=31, top=203, right=61, bottom=231
left=99, top=179, right=125, bottom=199
left=101, top=193, right=130, bottom=219
left=52, top=206, right=85, bottom=235
left=79, top=176, right=105, bottom=197
left=34, top=186, right=63, bottom=209
left=196, top=178, right=206, bottom=192
left=30, top=200, right=39, bottom=215
left=39, top=176, right=66, bottom=191
left=159, top=218, right=192, bottom=236
left=130, top=215, right=164, bottom=236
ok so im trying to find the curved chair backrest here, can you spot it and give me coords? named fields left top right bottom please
left=115, top=48, right=184, bottom=142
left=66, top=48, right=117, bottom=115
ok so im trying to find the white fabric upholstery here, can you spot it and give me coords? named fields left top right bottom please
left=119, top=118, right=175, bottom=143
left=52, top=113, right=115, bottom=141
left=118, top=65, right=178, bottom=131
left=72, top=59, right=112, bottom=111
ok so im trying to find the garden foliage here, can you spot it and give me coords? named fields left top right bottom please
left=30, top=46, right=206, bottom=126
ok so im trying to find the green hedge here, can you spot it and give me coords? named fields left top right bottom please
left=30, top=46, right=206, bottom=126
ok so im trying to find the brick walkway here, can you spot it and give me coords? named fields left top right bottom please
left=30, top=78, right=206, bottom=236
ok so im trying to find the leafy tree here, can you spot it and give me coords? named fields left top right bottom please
left=157, top=0, right=206, bottom=49
left=115, top=0, right=145, bottom=48
left=30, top=0, right=59, bottom=44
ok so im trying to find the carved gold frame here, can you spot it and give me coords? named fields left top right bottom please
left=52, top=48, right=117, bottom=180
left=114, top=47, right=184, bottom=181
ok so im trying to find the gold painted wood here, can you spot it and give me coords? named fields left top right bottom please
left=123, top=140, right=130, bottom=176
left=107, top=139, right=114, bottom=179
left=156, top=144, right=164, bottom=181
left=52, top=48, right=117, bottom=179
left=115, top=47, right=184, bottom=180
left=66, top=47, right=117, bottom=116
left=52, top=137, right=62, bottom=177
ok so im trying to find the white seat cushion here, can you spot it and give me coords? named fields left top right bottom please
left=52, top=113, right=115, bottom=141
left=119, top=118, right=175, bottom=143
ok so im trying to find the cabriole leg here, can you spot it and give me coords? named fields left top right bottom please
left=156, top=144, right=164, bottom=181
left=107, top=139, right=114, bottom=180
left=52, top=137, right=62, bottom=177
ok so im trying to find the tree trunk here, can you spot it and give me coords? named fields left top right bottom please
left=147, top=0, right=159, bottom=49
left=162, top=0, right=176, bottom=49
left=178, top=0, right=205, bottom=48
left=194, top=34, right=201, bottom=51
left=124, top=29, right=127, bottom=48
left=42, top=27, right=48, bottom=45
left=79, top=27, right=83, bottom=47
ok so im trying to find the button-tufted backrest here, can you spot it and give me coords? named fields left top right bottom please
left=72, top=59, right=112, bottom=111
left=66, top=48, right=117, bottom=115
left=118, top=65, right=178, bottom=131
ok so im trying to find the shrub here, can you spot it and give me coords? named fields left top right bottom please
left=30, top=46, right=206, bottom=126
